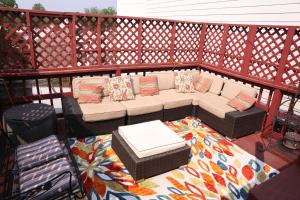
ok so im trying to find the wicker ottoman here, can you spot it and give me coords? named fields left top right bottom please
left=112, top=130, right=190, bottom=181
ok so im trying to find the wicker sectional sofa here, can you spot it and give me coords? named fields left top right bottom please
left=62, top=70, right=265, bottom=138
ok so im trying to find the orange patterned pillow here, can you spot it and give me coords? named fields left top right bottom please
left=228, top=92, right=256, bottom=111
left=139, top=76, right=159, bottom=96
left=175, top=74, right=195, bottom=93
left=194, top=75, right=213, bottom=93
left=78, top=83, right=102, bottom=103
left=108, top=76, right=135, bottom=101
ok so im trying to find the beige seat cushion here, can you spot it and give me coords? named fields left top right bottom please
left=79, top=97, right=126, bottom=122
left=73, top=76, right=109, bottom=98
left=121, top=95, right=163, bottom=116
left=155, top=89, right=192, bottom=109
left=221, top=80, right=257, bottom=99
left=198, top=93, right=236, bottom=118
left=149, top=71, right=175, bottom=90
left=200, top=72, right=224, bottom=95
left=186, top=92, right=208, bottom=105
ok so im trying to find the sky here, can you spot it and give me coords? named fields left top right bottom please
left=16, top=0, right=117, bottom=12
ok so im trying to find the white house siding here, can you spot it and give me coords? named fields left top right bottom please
left=117, top=0, right=147, bottom=17
left=117, top=0, right=300, bottom=26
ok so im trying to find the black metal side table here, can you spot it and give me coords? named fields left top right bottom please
left=3, top=103, right=57, bottom=143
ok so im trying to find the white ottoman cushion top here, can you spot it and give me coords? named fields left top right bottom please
left=118, top=120, right=185, bottom=158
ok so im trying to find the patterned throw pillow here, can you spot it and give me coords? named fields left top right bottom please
left=108, top=76, right=135, bottom=101
left=139, top=76, right=159, bottom=96
left=78, top=83, right=103, bottom=103
left=194, top=75, right=213, bottom=93
left=227, top=92, right=256, bottom=111
left=175, top=74, right=195, bottom=93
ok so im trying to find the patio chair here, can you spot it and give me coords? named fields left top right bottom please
left=15, top=135, right=65, bottom=171
left=9, top=157, right=78, bottom=200
left=1, top=133, right=85, bottom=200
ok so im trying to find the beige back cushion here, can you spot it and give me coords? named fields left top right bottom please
left=200, top=72, right=224, bottom=95
left=176, top=69, right=200, bottom=81
left=149, top=71, right=175, bottom=90
left=221, top=80, right=257, bottom=99
left=72, top=76, right=109, bottom=98
left=130, top=75, right=141, bottom=95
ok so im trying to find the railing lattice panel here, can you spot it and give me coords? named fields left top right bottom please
left=202, top=24, right=224, bottom=66
left=282, top=28, right=300, bottom=88
left=249, top=27, right=287, bottom=81
left=0, top=8, right=300, bottom=92
left=141, top=20, right=173, bottom=64
left=223, top=26, right=249, bottom=72
left=30, top=15, right=72, bottom=68
left=0, top=11, right=32, bottom=69
left=174, top=22, right=202, bottom=63
left=101, top=17, right=139, bottom=65
left=76, top=16, right=99, bottom=66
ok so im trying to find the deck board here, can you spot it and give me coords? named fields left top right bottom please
left=233, top=131, right=300, bottom=170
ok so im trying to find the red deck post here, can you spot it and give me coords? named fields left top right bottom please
left=97, top=16, right=102, bottom=66
left=137, top=19, right=143, bottom=64
left=25, top=11, right=36, bottom=69
left=240, top=25, right=257, bottom=75
left=262, top=27, right=296, bottom=137
left=218, top=24, right=229, bottom=68
left=169, top=22, right=176, bottom=64
left=198, top=23, right=207, bottom=65
left=71, top=15, right=77, bottom=67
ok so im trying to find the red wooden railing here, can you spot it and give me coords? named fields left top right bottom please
left=0, top=7, right=300, bottom=136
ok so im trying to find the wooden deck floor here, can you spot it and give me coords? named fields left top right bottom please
left=233, top=131, right=300, bottom=171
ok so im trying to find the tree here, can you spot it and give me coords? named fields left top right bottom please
left=84, top=6, right=116, bottom=15
left=0, top=0, right=18, bottom=8
left=32, top=3, right=46, bottom=11
left=100, top=7, right=117, bottom=15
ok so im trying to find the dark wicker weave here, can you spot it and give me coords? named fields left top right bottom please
left=3, top=103, right=57, bottom=143
left=163, top=105, right=193, bottom=121
left=111, top=130, right=190, bottom=181
left=197, top=106, right=266, bottom=139
left=127, top=111, right=163, bottom=125
left=62, top=97, right=125, bottom=137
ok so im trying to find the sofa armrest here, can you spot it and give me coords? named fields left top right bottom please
left=224, top=106, right=266, bottom=138
left=226, top=106, right=265, bottom=119
left=61, top=96, right=86, bottom=137
left=62, top=96, right=83, bottom=116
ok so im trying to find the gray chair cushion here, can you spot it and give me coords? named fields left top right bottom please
left=16, top=135, right=64, bottom=171
left=19, top=157, right=78, bottom=200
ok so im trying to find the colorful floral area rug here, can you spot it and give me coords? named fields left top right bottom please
left=68, top=117, right=279, bottom=200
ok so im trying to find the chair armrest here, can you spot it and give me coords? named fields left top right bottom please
left=61, top=96, right=93, bottom=137
left=62, top=97, right=82, bottom=116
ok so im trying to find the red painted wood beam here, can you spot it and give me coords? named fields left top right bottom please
left=241, top=25, right=257, bottom=75
left=218, top=24, right=229, bottom=68
left=262, top=27, right=296, bottom=137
